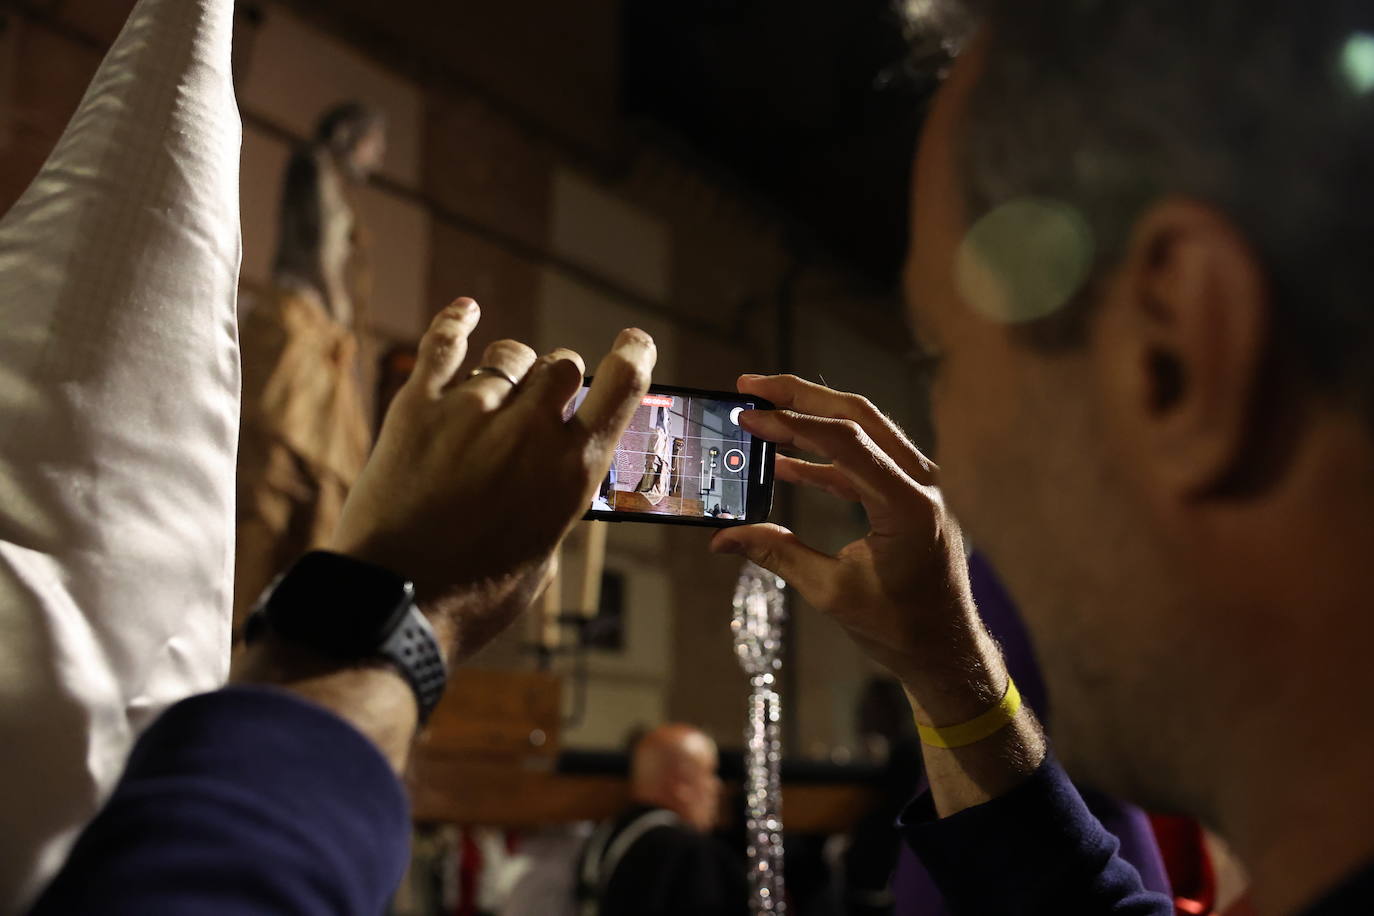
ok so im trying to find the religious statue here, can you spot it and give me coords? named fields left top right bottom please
left=634, top=407, right=673, bottom=505
left=234, top=102, right=388, bottom=627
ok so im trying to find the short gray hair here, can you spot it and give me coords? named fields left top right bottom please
left=923, top=0, right=1374, bottom=413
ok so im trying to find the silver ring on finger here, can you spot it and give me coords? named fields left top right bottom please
left=467, top=366, right=520, bottom=387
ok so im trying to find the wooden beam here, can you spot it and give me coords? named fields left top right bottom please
left=420, top=668, right=561, bottom=758
left=410, top=762, right=628, bottom=827
left=409, top=759, right=879, bottom=834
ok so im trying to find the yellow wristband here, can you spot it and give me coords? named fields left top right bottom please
left=916, top=677, right=1023, bottom=749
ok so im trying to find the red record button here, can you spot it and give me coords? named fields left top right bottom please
left=724, top=449, right=747, bottom=473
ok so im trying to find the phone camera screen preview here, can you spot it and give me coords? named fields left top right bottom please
left=572, top=386, right=760, bottom=521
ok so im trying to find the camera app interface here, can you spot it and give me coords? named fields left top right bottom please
left=572, top=387, right=760, bottom=520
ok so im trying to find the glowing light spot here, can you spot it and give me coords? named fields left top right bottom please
left=955, top=198, right=1095, bottom=325
left=1340, top=33, right=1374, bottom=95
left=900, top=0, right=939, bottom=24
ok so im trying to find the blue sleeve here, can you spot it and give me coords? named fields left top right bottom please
left=30, top=686, right=411, bottom=915
left=899, top=756, right=1173, bottom=915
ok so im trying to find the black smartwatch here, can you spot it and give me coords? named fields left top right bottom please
left=243, top=551, right=448, bottom=724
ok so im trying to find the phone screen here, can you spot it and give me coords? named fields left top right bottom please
left=571, top=383, right=773, bottom=526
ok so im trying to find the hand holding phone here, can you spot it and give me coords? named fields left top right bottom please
left=329, top=300, right=658, bottom=660
left=573, top=382, right=775, bottom=527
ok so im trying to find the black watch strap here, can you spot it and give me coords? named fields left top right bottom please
left=244, top=551, right=448, bottom=724
left=376, top=606, right=447, bottom=724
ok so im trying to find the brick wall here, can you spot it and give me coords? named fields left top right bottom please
left=2, top=0, right=932, bottom=760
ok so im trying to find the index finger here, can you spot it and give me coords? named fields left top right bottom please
left=738, top=374, right=935, bottom=484
left=409, top=298, right=481, bottom=399
left=575, top=328, right=657, bottom=450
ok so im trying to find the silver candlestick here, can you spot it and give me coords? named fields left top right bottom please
left=732, top=562, right=788, bottom=915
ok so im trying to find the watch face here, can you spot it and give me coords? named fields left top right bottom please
left=267, top=552, right=416, bottom=656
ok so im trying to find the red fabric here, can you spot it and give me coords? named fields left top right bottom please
left=456, top=829, right=482, bottom=916
left=1148, top=814, right=1216, bottom=915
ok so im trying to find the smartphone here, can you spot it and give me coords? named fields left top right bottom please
left=573, top=381, right=775, bottom=527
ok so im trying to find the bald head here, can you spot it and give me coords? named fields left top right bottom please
left=631, top=724, right=722, bottom=832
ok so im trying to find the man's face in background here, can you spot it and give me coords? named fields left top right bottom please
left=679, top=736, right=723, bottom=832
left=903, top=39, right=1190, bottom=800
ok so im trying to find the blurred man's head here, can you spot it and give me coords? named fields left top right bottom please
left=905, top=0, right=1374, bottom=815
left=631, top=724, right=723, bottom=832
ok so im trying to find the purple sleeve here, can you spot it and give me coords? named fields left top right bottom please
left=899, top=756, right=1173, bottom=915
left=30, top=686, right=411, bottom=915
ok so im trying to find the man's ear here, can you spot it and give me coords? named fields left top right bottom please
left=1093, top=198, right=1271, bottom=500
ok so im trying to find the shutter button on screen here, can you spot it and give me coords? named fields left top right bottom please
left=724, top=449, right=747, bottom=473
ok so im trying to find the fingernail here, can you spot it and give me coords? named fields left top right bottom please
left=711, top=538, right=743, bottom=556
left=619, top=327, right=654, bottom=348
left=447, top=298, right=479, bottom=320
left=740, top=374, right=764, bottom=381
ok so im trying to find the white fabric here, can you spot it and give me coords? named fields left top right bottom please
left=498, top=822, right=596, bottom=916
left=0, top=0, right=240, bottom=908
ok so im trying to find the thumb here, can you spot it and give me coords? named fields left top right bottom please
left=710, top=524, right=839, bottom=602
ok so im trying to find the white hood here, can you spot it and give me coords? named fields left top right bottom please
left=0, top=0, right=240, bottom=907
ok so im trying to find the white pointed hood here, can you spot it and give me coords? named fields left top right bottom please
left=0, top=0, right=240, bottom=907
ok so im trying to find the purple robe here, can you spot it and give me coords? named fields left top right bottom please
left=891, top=554, right=1172, bottom=914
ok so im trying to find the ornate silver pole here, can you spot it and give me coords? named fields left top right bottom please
left=732, top=562, right=788, bottom=915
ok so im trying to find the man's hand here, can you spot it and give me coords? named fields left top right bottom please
left=710, top=375, right=1044, bottom=814
left=329, top=298, right=656, bottom=663
left=709, top=374, right=988, bottom=706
